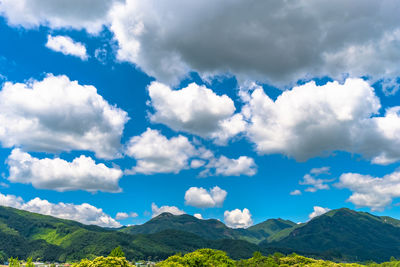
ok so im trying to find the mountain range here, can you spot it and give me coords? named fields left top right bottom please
left=1, top=206, right=400, bottom=263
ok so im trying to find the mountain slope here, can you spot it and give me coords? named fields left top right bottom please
left=247, top=218, right=296, bottom=238
left=120, top=212, right=238, bottom=240
left=0, top=206, right=260, bottom=261
left=262, top=208, right=400, bottom=262
left=120, top=212, right=294, bottom=244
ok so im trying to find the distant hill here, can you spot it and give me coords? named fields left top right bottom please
left=0, top=206, right=259, bottom=262
left=120, top=212, right=294, bottom=244
left=262, top=208, right=400, bottom=262
left=3, top=205, right=400, bottom=262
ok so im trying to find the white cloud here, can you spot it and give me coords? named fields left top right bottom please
left=46, top=35, right=88, bottom=60
left=290, top=189, right=301, bottom=196
left=310, top=167, right=331, bottom=175
left=151, top=203, right=185, bottom=218
left=300, top=168, right=334, bottom=193
left=125, top=128, right=196, bottom=174
left=148, top=82, right=245, bottom=144
left=190, top=159, right=205, bottom=169
left=109, top=0, right=400, bottom=86
left=193, top=213, right=203, bottom=220
left=184, top=186, right=227, bottom=208
left=0, top=0, right=120, bottom=34
left=309, top=206, right=331, bottom=220
left=0, top=192, right=121, bottom=228
left=203, top=156, right=257, bottom=177
left=242, top=78, right=400, bottom=164
left=337, top=170, right=400, bottom=211
left=0, top=74, right=129, bottom=159
left=224, top=208, right=253, bottom=229
left=6, top=149, right=123, bottom=193
left=115, top=212, right=138, bottom=220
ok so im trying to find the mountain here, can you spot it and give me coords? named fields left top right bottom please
left=120, top=212, right=238, bottom=240
left=120, top=212, right=295, bottom=244
left=247, top=218, right=296, bottom=239
left=262, top=208, right=400, bottom=262
left=4, top=205, right=400, bottom=263
left=0, top=206, right=259, bottom=262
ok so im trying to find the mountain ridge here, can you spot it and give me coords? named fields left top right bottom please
left=2, top=205, right=400, bottom=262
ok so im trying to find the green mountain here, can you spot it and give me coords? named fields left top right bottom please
left=120, top=212, right=238, bottom=240
left=4, top=205, right=400, bottom=263
left=0, top=206, right=259, bottom=262
left=120, top=212, right=295, bottom=244
left=262, top=208, right=400, bottom=262
left=247, top=218, right=296, bottom=238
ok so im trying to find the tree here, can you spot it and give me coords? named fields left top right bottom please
left=158, top=249, right=235, bottom=267
left=109, top=246, right=125, bottom=258
left=0, top=251, right=7, bottom=264
left=26, top=257, right=34, bottom=267
left=73, top=256, right=131, bottom=267
left=8, top=257, right=20, bottom=267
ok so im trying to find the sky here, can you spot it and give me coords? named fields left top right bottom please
left=0, top=0, right=400, bottom=229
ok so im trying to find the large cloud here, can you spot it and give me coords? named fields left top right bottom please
left=151, top=203, right=185, bottom=218
left=242, top=78, right=400, bottom=163
left=0, top=74, right=128, bottom=159
left=125, top=128, right=197, bottom=174
left=0, top=193, right=121, bottom=227
left=148, top=82, right=245, bottom=144
left=110, top=0, right=400, bottom=85
left=337, top=171, right=400, bottom=211
left=46, top=35, right=88, bottom=60
left=224, top=208, right=253, bottom=229
left=6, top=149, right=123, bottom=193
left=0, top=0, right=120, bottom=33
left=184, top=186, right=227, bottom=208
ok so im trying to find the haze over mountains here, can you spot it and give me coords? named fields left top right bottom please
left=1, top=205, right=400, bottom=263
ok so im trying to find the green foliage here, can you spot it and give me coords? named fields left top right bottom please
left=8, top=257, right=20, bottom=267
left=109, top=246, right=125, bottom=258
left=0, top=251, right=7, bottom=264
left=73, top=256, right=132, bottom=267
left=157, top=249, right=235, bottom=267
left=26, top=257, right=34, bottom=267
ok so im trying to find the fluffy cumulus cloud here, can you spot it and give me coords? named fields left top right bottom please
left=109, top=0, right=400, bottom=86
left=299, top=167, right=334, bottom=193
left=309, top=206, right=331, bottom=220
left=115, top=212, right=138, bottom=220
left=46, top=35, right=88, bottom=60
left=224, top=208, right=253, bottom=229
left=0, top=74, right=128, bottom=159
left=337, top=171, right=400, bottom=211
left=242, top=78, right=400, bottom=164
left=6, top=149, right=123, bottom=192
left=151, top=203, right=185, bottom=218
left=125, top=128, right=197, bottom=174
left=0, top=0, right=121, bottom=33
left=0, top=193, right=120, bottom=227
left=202, top=156, right=257, bottom=177
left=184, top=186, right=227, bottom=208
left=148, top=82, right=245, bottom=144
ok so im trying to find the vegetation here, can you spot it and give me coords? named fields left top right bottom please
left=108, top=246, right=125, bottom=258
left=73, top=256, right=131, bottom=267
left=157, top=249, right=235, bottom=267
left=4, top=206, right=400, bottom=263
left=8, top=257, right=20, bottom=267
left=158, top=250, right=400, bottom=267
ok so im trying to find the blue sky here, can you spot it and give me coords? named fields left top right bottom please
left=0, top=0, right=400, bottom=229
